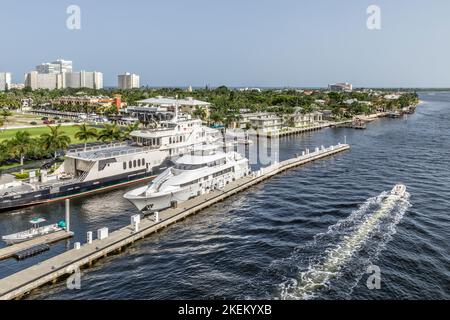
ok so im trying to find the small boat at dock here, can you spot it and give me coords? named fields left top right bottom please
left=1, top=218, right=66, bottom=245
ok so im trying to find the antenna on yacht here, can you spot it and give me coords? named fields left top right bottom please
left=173, top=95, right=179, bottom=122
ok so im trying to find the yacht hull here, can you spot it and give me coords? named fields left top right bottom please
left=125, top=187, right=193, bottom=212
left=0, top=169, right=160, bottom=213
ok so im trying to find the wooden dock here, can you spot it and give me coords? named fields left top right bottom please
left=0, top=144, right=349, bottom=300
left=0, top=230, right=73, bottom=261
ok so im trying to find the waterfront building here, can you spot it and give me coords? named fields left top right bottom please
left=118, top=73, right=140, bottom=89
left=246, top=113, right=283, bottom=132
left=0, top=72, right=12, bottom=91
left=328, top=82, right=353, bottom=92
left=384, top=94, right=401, bottom=100
left=135, top=96, right=211, bottom=118
left=289, top=110, right=324, bottom=128
left=53, top=95, right=121, bottom=109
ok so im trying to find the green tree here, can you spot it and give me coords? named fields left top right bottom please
left=192, top=106, right=207, bottom=121
left=122, top=122, right=140, bottom=140
left=0, top=108, right=12, bottom=127
left=98, top=123, right=123, bottom=144
left=8, top=131, right=32, bottom=165
left=74, top=124, right=98, bottom=150
left=40, top=125, right=71, bottom=159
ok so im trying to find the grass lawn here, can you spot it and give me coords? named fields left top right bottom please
left=0, top=125, right=98, bottom=144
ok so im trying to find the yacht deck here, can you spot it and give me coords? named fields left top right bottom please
left=67, top=144, right=155, bottom=161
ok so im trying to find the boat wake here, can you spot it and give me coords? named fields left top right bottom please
left=272, top=190, right=411, bottom=300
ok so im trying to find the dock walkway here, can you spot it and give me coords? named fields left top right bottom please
left=0, top=143, right=350, bottom=300
left=0, top=230, right=73, bottom=261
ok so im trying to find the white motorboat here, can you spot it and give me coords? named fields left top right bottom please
left=391, top=184, right=407, bottom=198
left=124, top=144, right=251, bottom=212
left=1, top=218, right=66, bottom=245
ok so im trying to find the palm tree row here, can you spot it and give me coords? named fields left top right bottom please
left=0, top=122, right=140, bottom=168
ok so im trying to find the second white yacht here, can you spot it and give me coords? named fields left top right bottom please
left=124, top=145, right=251, bottom=212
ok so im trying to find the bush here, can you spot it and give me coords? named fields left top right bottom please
left=63, top=119, right=71, bottom=123
left=41, top=117, right=48, bottom=120
left=30, top=121, right=37, bottom=125
left=13, top=172, right=29, bottom=179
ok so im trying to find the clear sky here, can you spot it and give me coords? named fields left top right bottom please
left=0, top=0, right=449, bottom=87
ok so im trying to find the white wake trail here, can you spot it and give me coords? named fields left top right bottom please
left=279, top=190, right=411, bottom=300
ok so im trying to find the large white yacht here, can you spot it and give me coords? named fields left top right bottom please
left=0, top=113, right=221, bottom=212
left=124, top=145, right=251, bottom=212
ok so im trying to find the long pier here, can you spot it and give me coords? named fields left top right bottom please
left=0, top=143, right=350, bottom=300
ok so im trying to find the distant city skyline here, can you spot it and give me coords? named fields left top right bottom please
left=1, top=0, right=450, bottom=87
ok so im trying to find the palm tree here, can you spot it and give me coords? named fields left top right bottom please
left=8, top=131, right=32, bottom=165
left=122, top=122, right=140, bottom=140
left=40, top=125, right=71, bottom=159
left=75, top=124, right=97, bottom=150
left=98, top=123, right=123, bottom=144
left=209, top=112, right=224, bottom=126
left=192, top=106, right=207, bottom=121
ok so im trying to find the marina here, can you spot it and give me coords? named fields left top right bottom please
left=0, top=143, right=349, bottom=300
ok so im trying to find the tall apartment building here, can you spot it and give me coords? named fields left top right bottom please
left=118, top=72, right=140, bottom=89
left=64, top=71, right=103, bottom=89
left=0, top=72, right=12, bottom=91
left=25, top=59, right=102, bottom=90
left=24, top=71, right=64, bottom=90
left=36, top=59, right=73, bottom=74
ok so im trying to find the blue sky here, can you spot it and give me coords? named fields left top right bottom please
left=0, top=0, right=449, bottom=87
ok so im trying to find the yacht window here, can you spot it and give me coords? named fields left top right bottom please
left=129, top=161, right=132, bottom=168
left=133, top=160, right=137, bottom=168
left=138, top=159, right=141, bottom=166
left=142, top=158, right=145, bottom=165
left=175, top=163, right=204, bottom=170
left=123, top=162, right=127, bottom=170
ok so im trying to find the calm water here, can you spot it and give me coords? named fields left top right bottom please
left=0, top=92, right=449, bottom=299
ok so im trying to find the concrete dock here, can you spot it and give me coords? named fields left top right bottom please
left=0, top=230, right=73, bottom=261
left=253, top=121, right=357, bottom=138
left=0, top=143, right=349, bottom=300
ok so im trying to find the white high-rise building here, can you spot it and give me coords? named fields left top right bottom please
left=63, top=71, right=103, bottom=89
left=36, top=59, right=73, bottom=74
left=0, top=72, right=12, bottom=91
left=56, top=59, right=73, bottom=73
left=24, top=71, right=64, bottom=90
left=25, top=58, right=102, bottom=90
left=118, top=72, right=140, bottom=89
